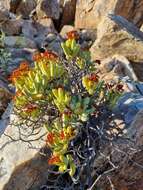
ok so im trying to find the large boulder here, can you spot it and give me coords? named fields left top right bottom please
left=60, top=0, right=77, bottom=28
left=36, top=0, right=60, bottom=20
left=10, top=0, right=21, bottom=13
left=0, top=109, right=48, bottom=190
left=98, top=55, right=138, bottom=82
left=21, top=20, right=38, bottom=40
left=75, top=0, right=143, bottom=29
left=129, top=109, right=143, bottom=146
left=90, top=15, right=143, bottom=63
left=33, top=18, right=56, bottom=47
left=0, top=80, right=12, bottom=119
left=0, top=6, right=10, bottom=23
left=0, top=0, right=11, bottom=10
left=0, top=5, right=22, bottom=36
left=1, top=19, right=22, bottom=36
left=4, top=36, right=37, bottom=49
left=16, top=0, right=37, bottom=19
left=116, top=93, right=143, bottom=125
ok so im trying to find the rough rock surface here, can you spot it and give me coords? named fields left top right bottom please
left=140, top=24, right=143, bottom=32
left=130, top=61, right=143, bottom=82
left=1, top=19, right=22, bottom=36
left=75, top=0, right=143, bottom=29
left=0, top=0, right=10, bottom=10
left=3, top=150, right=50, bottom=190
left=4, top=36, right=36, bottom=49
left=116, top=93, right=143, bottom=125
left=90, top=15, right=143, bottom=63
left=33, top=18, right=56, bottom=47
left=0, top=6, right=10, bottom=23
left=0, top=80, right=12, bottom=118
left=9, top=0, right=21, bottom=13
left=60, top=0, right=77, bottom=28
left=129, top=109, right=143, bottom=146
left=0, top=111, right=47, bottom=190
left=99, top=55, right=138, bottom=82
left=16, top=0, right=37, bottom=19
left=36, top=0, right=60, bottom=20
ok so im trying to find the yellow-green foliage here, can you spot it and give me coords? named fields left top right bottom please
left=10, top=31, right=123, bottom=177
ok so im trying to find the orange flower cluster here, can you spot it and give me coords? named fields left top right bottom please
left=48, top=155, right=61, bottom=165
left=23, top=103, right=38, bottom=113
left=9, top=61, right=29, bottom=83
left=66, top=30, right=79, bottom=40
left=46, top=133, right=55, bottom=145
left=33, top=50, right=58, bottom=62
left=12, top=90, right=23, bottom=101
left=60, top=130, right=65, bottom=140
left=88, top=73, right=99, bottom=82
left=46, top=130, right=67, bottom=145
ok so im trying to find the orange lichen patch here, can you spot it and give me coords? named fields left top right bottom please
left=66, top=30, right=79, bottom=40
left=46, top=133, right=55, bottom=145
left=48, top=155, right=61, bottom=165
left=23, top=104, right=38, bottom=113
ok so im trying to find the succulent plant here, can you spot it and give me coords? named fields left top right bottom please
left=10, top=30, right=124, bottom=177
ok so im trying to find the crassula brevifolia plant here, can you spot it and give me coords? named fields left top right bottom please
left=9, top=30, right=124, bottom=178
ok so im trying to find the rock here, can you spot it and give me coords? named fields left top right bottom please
left=140, top=24, right=143, bottom=32
left=0, top=0, right=10, bottom=10
left=1, top=19, right=22, bottom=36
left=16, top=0, right=37, bottom=19
left=60, top=0, right=76, bottom=28
left=10, top=0, right=21, bottom=13
left=36, top=0, right=60, bottom=20
left=44, top=36, right=63, bottom=56
left=75, top=0, right=143, bottom=29
left=3, top=150, right=50, bottom=190
left=0, top=103, right=12, bottom=136
left=22, top=20, right=38, bottom=40
left=0, top=80, right=12, bottom=118
left=80, top=29, right=96, bottom=42
left=116, top=92, right=143, bottom=125
left=33, top=18, right=56, bottom=47
left=60, top=25, right=75, bottom=38
left=35, top=18, right=55, bottom=35
left=90, top=15, right=143, bottom=63
left=130, top=61, right=143, bottom=82
left=0, top=6, right=10, bottom=23
left=7, top=48, right=36, bottom=72
left=0, top=5, right=22, bottom=36
left=99, top=55, right=138, bottom=82
left=135, top=82, right=143, bottom=95
left=0, top=110, right=47, bottom=189
left=46, top=33, right=57, bottom=43
left=129, top=110, right=143, bottom=146
left=4, top=36, right=37, bottom=49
